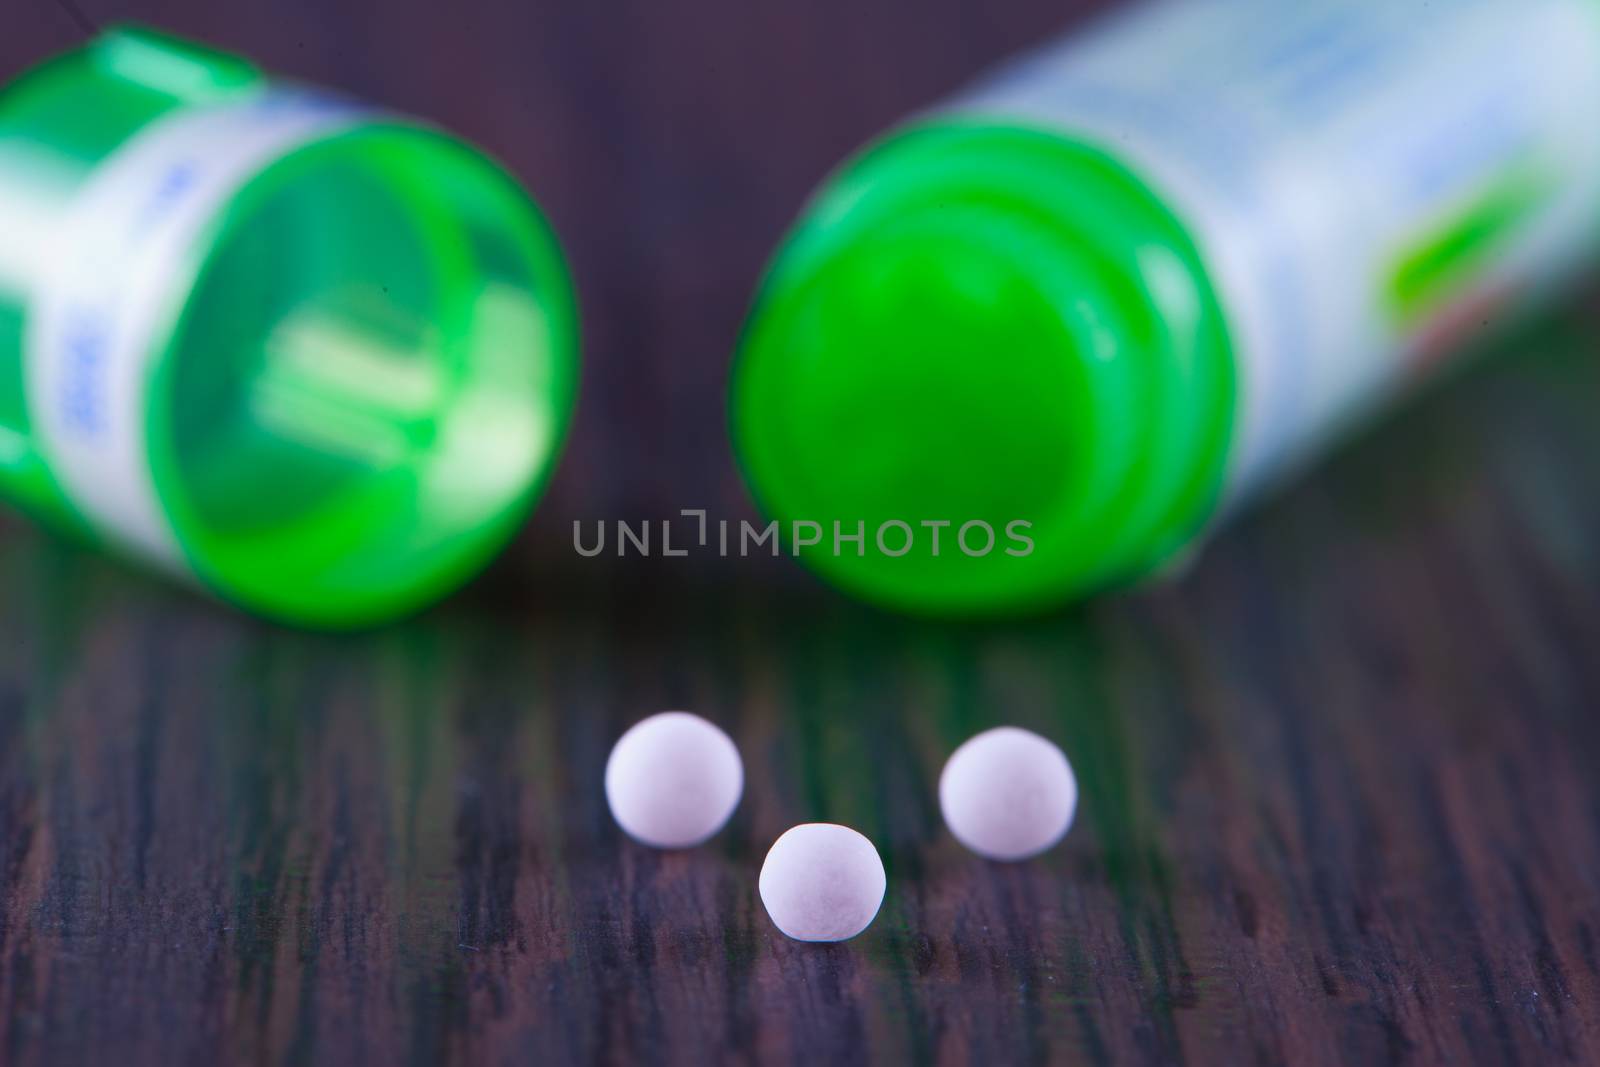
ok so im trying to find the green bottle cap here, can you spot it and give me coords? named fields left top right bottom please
left=732, top=121, right=1236, bottom=614
left=0, top=28, right=579, bottom=626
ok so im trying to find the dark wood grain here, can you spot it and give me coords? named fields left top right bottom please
left=4, top=1, right=1600, bottom=1064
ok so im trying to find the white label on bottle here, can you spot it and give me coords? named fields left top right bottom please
left=955, top=0, right=1600, bottom=502
left=25, top=90, right=364, bottom=572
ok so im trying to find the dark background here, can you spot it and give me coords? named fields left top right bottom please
left=4, top=1, right=1600, bottom=1064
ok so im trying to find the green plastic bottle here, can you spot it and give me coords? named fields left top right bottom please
left=732, top=0, right=1600, bottom=615
left=0, top=28, right=579, bottom=626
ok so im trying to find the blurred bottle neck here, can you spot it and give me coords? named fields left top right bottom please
left=0, top=27, right=260, bottom=521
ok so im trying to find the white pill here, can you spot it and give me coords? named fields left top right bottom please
left=605, top=711, right=744, bottom=849
left=939, top=726, right=1077, bottom=861
left=758, top=823, right=886, bottom=942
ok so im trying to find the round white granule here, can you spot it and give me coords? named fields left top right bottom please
left=759, top=823, right=886, bottom=942
left=939, top=726, right=1077, bottom=861
left=604, top=711, right=744, bottom=849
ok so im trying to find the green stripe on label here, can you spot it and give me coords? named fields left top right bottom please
left=1386, top=168, right=1549, bottom=322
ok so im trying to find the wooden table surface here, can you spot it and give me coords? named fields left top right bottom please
left=5, top=1, right=1600, bottom=1063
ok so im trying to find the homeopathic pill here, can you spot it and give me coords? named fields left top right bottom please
left=939, top=727, right=1077, bottom=861
left=759, top=823, right=886, bottom=942
left=605, top=712, right=744, bottom=849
